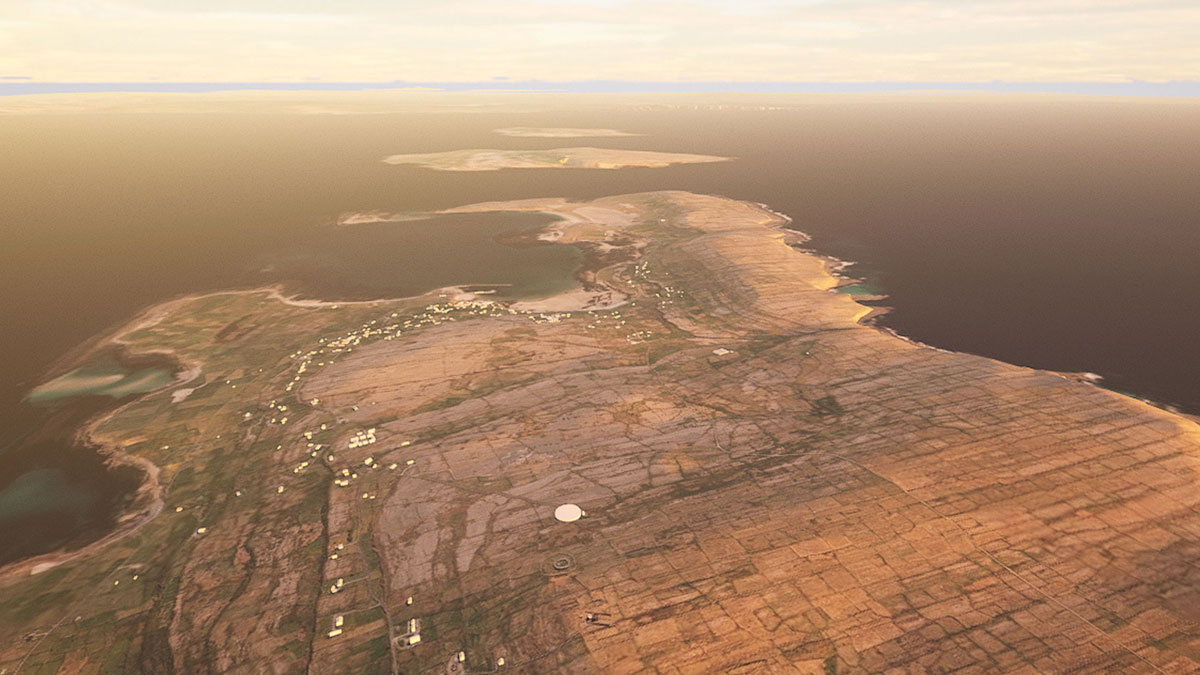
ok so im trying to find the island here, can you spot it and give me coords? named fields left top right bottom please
left=493, top=127, right=642, bottom=138
left=334, top=211, right=429, bottom=227
left=381, top=147, right=729, bottom=171
left=4, top=191, right=1200, bottom=673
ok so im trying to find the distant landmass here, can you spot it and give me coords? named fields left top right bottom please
left=494, top=127, right=641, bottom=138
left=381, top=147, right=729, bottom=171
left=4, top=80, right=1200, bottom=97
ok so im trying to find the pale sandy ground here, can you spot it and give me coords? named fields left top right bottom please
left=334, top=211, right=431, bottom=226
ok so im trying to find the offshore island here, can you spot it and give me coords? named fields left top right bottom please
left=381, top=147, right=728, bottom=171
left=3, top=189, right=1200, bottom=673
left=493, top=127, right=643, bottom=138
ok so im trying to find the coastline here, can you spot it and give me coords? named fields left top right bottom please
left=452, top=194, right=1200, bottom=422
left=381, top=147, right=731, bottom=171
left=8, top=189, right=1198, bottom=579
left=2, top=427, right=164, bottom=581
left=493, top=127, right=642, bottom=138
left=320, top=191, right=1200, bottom=671
left=0, top=348, right=186, bottom=579
left=0, top=264, right=602, bottom=574
left=767, top=207, right=1199, bottom=422
left=6, top=190, right=1200, bottom=671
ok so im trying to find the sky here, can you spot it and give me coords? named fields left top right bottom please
left=1, top=0, right=1198, bottom=83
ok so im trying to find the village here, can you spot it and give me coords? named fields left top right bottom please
left=151, top=255, right=692, bottom=672
left=7, top=192, right=1200, bottom=674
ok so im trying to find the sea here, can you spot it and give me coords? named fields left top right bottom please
left=2, top=96, right=1199, bottom=564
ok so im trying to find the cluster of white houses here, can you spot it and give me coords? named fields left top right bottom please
left=174, top=295, right=636, bottom=663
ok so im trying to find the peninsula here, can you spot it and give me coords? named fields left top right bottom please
left=4, top=191, right=1200, bottom=673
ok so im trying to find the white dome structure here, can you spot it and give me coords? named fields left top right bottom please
left=554, top=504, right=584, bottom=522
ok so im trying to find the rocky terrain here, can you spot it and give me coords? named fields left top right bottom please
left=4, top=191, right=1200, bottom=673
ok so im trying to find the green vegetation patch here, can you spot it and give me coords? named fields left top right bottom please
left=413, top=394, right=469, bottom=414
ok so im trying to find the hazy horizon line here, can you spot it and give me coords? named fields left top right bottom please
left=4, top=80, right=1200, bottom=98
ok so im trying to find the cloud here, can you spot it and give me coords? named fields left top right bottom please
left=1, top=0, right=1197, bottom=81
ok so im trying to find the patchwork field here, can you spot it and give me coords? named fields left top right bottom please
left=4, top=192, right=1200, bottom=674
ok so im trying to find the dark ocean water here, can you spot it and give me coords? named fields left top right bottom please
left=1, top=98, right=1198, bottom=562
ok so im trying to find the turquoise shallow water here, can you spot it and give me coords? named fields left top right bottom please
left=26, top=357, right=177, bottom=405
left=834, top=282, right=884, bottom=296
left=0, top=468, right=97, bottom=523
left=2, top=101, right=1199, bottom=566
